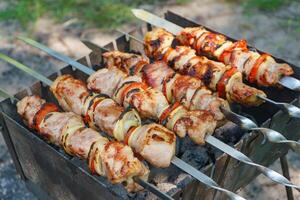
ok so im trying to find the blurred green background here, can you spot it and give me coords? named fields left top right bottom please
left=0, top=0, right=298, bottom=30
left=0, top=0, right=184, bottom=29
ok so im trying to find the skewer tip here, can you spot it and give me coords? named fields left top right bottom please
left=131, top=8, right=143, bottom=17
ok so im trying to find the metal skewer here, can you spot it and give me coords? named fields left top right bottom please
left=0, top=53, right=245, bottom=200
left=14, top=39, right=300, bottom=190
left=117, top=29, right=300, bottom=119
left=257, top=95, right=300, bottom=118
left=220, top=107, right=300, bottom=155
left=131, top=8, right=300, bottom=93
left=0, top=89, right=18, bottom=102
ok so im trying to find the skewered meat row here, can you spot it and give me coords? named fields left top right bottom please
left=175, top=27, right=294, bottom=86
left=51, top=74, right=176, bottom=168
left=102, top=50, right=228, bottom=122
left=16, top=95, right=149, bottom=192
left=143, top=28, right=267, bottom=106
left=87, top=66, right=217, bottom=145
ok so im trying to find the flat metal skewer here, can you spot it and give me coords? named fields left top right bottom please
left=13, top=39, right=300, bottom=190
left=0, top=89, right=19, bottom=102
left=0, top=53, right=246, bottom=200
left=118, top=30, right=300, bottom=119
left=257, top=95, right=300, bottom=118
left=220, top=107, right=300, bottom=155
left=131, top=8, right=300, bottom=93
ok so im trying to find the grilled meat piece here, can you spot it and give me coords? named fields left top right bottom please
left=104, top=50, right=149, bottom=76
left=16, top=95, right=46, bottom=129
left=144, top=27, right=174, bottom=60
left=177, top=27, right=294, bottom=86
left=67, top=127, right=104, bottom=159
left=92, top=141, right=149, bottom=188
left=87, top=67, right=127, bottom=96
left=128, top=124, right=176, bottom=167
left=123, top=87, right=169, bottom=119
left=51, top=74, right=89, bottom=115
left=181, top=110, right=216, bottom=144
left=91, top=97, right=124, bottom=135
left=39, top=111, right=75, bottom=145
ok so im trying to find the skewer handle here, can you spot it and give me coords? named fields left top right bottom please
left=252, top=128, right=300, bottom=155
left=257, top=95, right=300, bottom=118
left=206, top=136, right=300, bottom=191
left=279, top=76, right=300, bottom=92
left=221, top=107, right=300, bottom=155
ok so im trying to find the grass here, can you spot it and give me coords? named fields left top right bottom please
left=0, top=0, right=173, bottom=30
left=242, top=0, right=300, bottom=34
left=243, top=0, right=294, bottom=11
left=0, top=0, right=298, bottom=32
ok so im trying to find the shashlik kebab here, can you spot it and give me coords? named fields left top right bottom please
left=142, top=28, right=266, bottom=107
left=176, top=27, right=293, bottom=87
left=51, top=74, right=176, bottom=167
left=131, top=9, right=294, bottom=88
left=0, top=58, right=248, bottom=200
left=16, top=95, right=149, bottom=192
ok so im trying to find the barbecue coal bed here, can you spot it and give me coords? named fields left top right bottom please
left=1, top=11, right=300, bottom=200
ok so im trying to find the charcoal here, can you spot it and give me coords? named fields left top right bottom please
left=150, top=165, right=180, bottom=182
left=178, top=137, right=199, bottom=154
left=135, top=190, right=149, bottom=200
left=181, top=145, right=210, bottom=170
left=214, top=122, right=244, bottom=144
